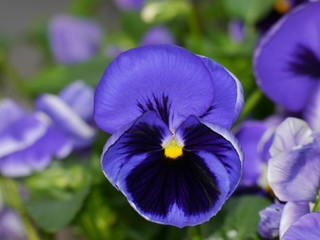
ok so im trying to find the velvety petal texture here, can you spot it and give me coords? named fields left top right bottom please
left=254, top=1, right=320, bottom=111
left=94, top=45, right=243, bottom=133
left=268, top=118, right=320, bottom=202
left=303, top=84, right=320, bottom=131
left=49, top=14, right=102, bottom=64
left=101, top=111, right=242, bottom=227
left=282, top=212, right=320, bottom=240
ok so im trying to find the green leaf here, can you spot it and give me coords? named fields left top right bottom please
left=222, top=0, right=275, bottom=24
left=27, top=56, right=110, bottom=96
left=24, top=161, right=92, bottom=232
left=202, top=195, right=272, bottom=240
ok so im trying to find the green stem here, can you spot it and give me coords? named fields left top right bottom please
left=190, top=225, right=202, bottom=240
left=313, top=189, right=320, bottom=212
left=236, top=88, right=263, bottom=124
left=0, top=177, right=40, bottom=240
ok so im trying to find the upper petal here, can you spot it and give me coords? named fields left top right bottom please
left=36, top=94, right=96, bottom=147
left=282, top=212, right=320, bottom=240
left=58, top=80, right=94, bottom=121
left=199, top=56, right=244, bottom=129
left=270, top=117, right=313, bottom=158
left=94, top=45, right=215, bottom=133
left=254, top=1, right=320, bottom=111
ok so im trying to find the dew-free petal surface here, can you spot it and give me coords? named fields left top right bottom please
left=254, top=1, right=320, bottom=111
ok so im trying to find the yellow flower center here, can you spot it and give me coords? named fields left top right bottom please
left=163, top=139, right=183, bottom=159
left=275, top=0, right=291, bottom=14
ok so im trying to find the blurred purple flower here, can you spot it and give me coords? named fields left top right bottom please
left=228, top=20, right=244, bottom=43
left=282, top=212, right=320, bottom=240
left=0, top=99, right=70, bottom=177
left=49, top=14, right=102, bottom=64
left=0, top=208, right=26, bottom=240
left=258, top=203, right=284, bottom=239
left=114, top=0, right=144, bottom=10
left=94, top=45, right=244, bottom=227
left=268, top=117, right=320, bottom=236
left=0, top=81, right=95, bottom=177
left=36, top=80, right=96, bottom=148
left=254, top=1, right=320, bottom=112
left=105, top=45, right=124, bottom=58
left=235, top=116, right=283, bottom=187
left=141, top=26, right=175, bottom=46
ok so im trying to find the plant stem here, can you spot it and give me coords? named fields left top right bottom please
left=190, top=225, right=202, bottom=240
left=313, top=189, right=320, bottom=212
left=236, top=88, right=263, bottom=124
left=0, top=177, right=40, bottom=240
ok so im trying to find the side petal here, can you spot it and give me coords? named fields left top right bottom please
left=94, top=45, right=215, bottom=133
left=0, top=114, right=47, bottom=158
left=101, top=111, right=171, bottom=188
left=282, top=212, right=320, bottom=240
left=199, top=56, right=244, bottom=129
left=254, top=1, right=320, bottom=111
left=258, top=203, right=284, bottom=239
left=176, top=116, right=243, bottom=197
left=268, top=141, right=320, bottom=202
left=58, top=80, right=94, bottom=121
left=280, top=201, right=310, bottom=238
left=36, top=94, right=96, bottom=147
left=270, top=117, right=313, bottom=158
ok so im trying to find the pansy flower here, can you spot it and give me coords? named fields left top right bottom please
left=94, top=45, right=244, bottom=227
left=0, top=81, right=95, bottom=177
left=0, top=99, right=70, bottom=177
left=267, top=117, right=320, bottom=236
left=49, top=14, right=102, bottom=64
left=254, top=1, right=320, bottom=112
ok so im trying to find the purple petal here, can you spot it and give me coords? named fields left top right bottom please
left=49, top=14, right=102, bottom=64
left=94, top=45, right=216, bottom=133
left=282, top=212, right=320, bottom=240
left=254, top=1, right=320, bottom=111
left=0, top=208, right=26, bottom=240
left=303, top=84, right=320, bottom=131
left=258, top=203, right=284, bottom=239
left=270, top=117, right=313, bottom=158
left=36, top=94, right=96, bottom=147
left=280, top=201, right=310, bottom=238
left=141, top=26, right=175, bottom=46
left=0, top=114, right=47, bottom=158
left=268, top=135, right=320, bottom=202
left=0, top=126, right=71, bottom=177
left=101, top=112, right=242, bottom=227
left=176, top=116, right=243, bottom=197
left=114, top=0, right=144, bottom=10
left=228, top=20, right=244, bottom=43
left=0, top=99, right=25, bottom=133
left=235, top=121, right=269, bottom=186
left=199, top=56, right=244, bottom=129
left=58, top=80, right=94, bottom=121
